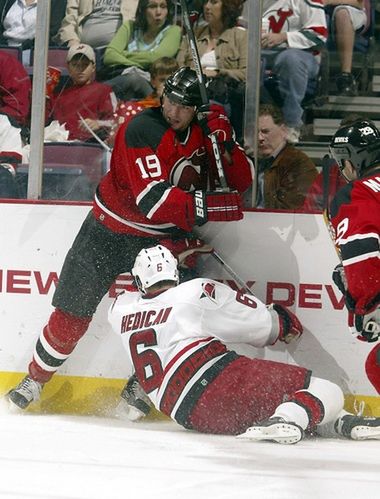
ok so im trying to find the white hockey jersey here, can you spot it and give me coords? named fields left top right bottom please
left=263, top=0, right=327, bottom=52
left=108, top=278, right=277, bottom=425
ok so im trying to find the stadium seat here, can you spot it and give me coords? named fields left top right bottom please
left=17, top=142, right=109, bottom=201
left=29, top=46, right=70, bottom=76
left=0, top=45, right=23, bottom=62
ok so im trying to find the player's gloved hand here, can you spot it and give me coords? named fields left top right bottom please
left=270, top=303, right=303, bottom=344
left=159, top=237, right=213, bottom=269
left=348, top=307, right=380, bottom=343
left=197, top=103, right=234, bottom=147
left=193, top=190, right=243, bottom=225
left=115, top=374, right=152, bottom=422
left=332, top=264, right=347, bottom=295
left=332, top=263, right=357, bottom=310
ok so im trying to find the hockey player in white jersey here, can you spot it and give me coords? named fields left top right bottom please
left=108, top=245, right=380, bottom=444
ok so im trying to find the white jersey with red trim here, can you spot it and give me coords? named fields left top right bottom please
left=263, top=0, right=327, bottom=52
left=108, top=278, right=276, bottom=422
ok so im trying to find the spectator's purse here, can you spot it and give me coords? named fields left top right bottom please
left=207, top=75, right=245, bottom=106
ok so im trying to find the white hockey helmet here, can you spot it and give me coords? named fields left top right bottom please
left=132, top=245, right=179, bottom=294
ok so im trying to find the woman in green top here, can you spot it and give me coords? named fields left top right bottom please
left=103, top=0, right=181, bottom=100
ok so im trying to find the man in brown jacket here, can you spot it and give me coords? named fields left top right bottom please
left=255, top=104, right=318, bottom=210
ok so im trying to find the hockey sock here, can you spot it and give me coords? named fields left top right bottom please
left=29, top=308, right=92, bottom=383
left=273, top=377, right=344, bottom=430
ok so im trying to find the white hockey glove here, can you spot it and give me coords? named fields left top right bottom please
left=348, top=307, right=380, bottom=343
left=115, top=374, right=152, bottom=422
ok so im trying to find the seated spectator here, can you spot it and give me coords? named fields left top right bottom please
left=46, top=44, right=116, bottom=142
left=55, top=0, right=138, bottom=49
left=262, top=0, right=328, bottom=144
left=0, top=49, right=31, bottom=198
left=323, top=0, right=367, bottom=96
left=177, top=0, right=247, bottom=142
left=107, top=56, right=179, bottom=146
left=255, top=104, right=318, bottom=210
left=102, top=0, right=181, bottom=100
left=0, top=0, right=67, bottom=51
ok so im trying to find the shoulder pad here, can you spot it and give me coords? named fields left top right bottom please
left=125, top=108, right=170, bottom=149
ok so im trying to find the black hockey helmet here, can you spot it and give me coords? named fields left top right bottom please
left=329, top=120, right=380, bottom=177
left=163, top=67, right=203, bottom=107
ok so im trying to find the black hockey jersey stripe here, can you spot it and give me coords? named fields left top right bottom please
left=125, top=107, right=169, bottom=149
left=340, top=236, right=379, bottom=264
left=138, top=180, right=172, bottom=217
left=35, top=339, right=66, bottom=369
left=174, top=351, right=239, bottom=429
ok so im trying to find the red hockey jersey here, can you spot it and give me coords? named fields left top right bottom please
left=94, top=107, right=252, bottom=236
left=329, top=169, right=380, bottom=315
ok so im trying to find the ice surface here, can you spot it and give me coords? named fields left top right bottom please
left=0, top=407, right=379, bottom=499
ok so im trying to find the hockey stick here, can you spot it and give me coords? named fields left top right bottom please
left=179, top=0, right=229, bottom=191
left=78, top=113, right=112, bottom=153
left=212, top=250, right=254, bottom=295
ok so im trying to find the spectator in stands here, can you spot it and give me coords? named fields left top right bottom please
left=55, top=0, right=138, bottom=49
left=0, top=49, right=31, bottom=198
left=0, top=0, right=66, bottom=50
left=323, top=1, right=367, bottom=96
left=108, top=56, right=179, bottom=146
left=177, top=0, right=247, bottom=142
left=102, top=0, right=181, bottom=100
left=262, top=0, right=328, bottom=144
left=255, top=104, right=318, bottom=210
left=46, top=44, right=116, bottom=142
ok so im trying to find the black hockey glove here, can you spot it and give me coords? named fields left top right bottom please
left=332, top=264, right=356, bottom=310
left=349, top=308, right=380, bottom=343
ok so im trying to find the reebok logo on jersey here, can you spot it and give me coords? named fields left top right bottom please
left=200, top=282, right=217, bottom=302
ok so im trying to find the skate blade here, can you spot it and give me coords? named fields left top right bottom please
left=0, top=395, right=24, bottom=414
left=351, top=425, right=380, bottom=440
left=237, top=423, right=302, bottom=444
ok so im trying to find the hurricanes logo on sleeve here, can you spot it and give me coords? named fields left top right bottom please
left=200, top=282, right=217, bottom=303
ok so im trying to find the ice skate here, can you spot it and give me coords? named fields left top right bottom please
left=7, top=376, right=43, bottom=409
left=237, top=417, right=304, bottom=444
left=116, top=374, right=152, bottom=421
left=335, top=414, right=380, bottom=440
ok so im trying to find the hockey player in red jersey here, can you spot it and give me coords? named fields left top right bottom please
left=108, top=245, right=380, bottom=444
left=6, top=67, right=252, bottom=410
left=329, top=120, right=380, bottom=392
